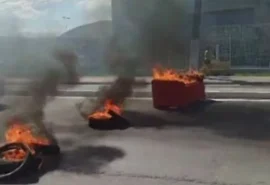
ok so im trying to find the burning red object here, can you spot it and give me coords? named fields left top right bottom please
left=152, top=66, right=205, bottom=109
left=88, top=100, right=130, bottom=130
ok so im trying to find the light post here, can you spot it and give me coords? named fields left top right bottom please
left=189, top=0, right=202, bottom=69
left=62, top=16, right=71, bottom=31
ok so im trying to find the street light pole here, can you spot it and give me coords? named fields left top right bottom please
left=189, top=0, right=202, bottom=69
left=62, top=16, right=71, bottom=31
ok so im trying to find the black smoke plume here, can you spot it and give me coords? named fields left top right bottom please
left=53, top=49, right=79, bottom=84
left=78, top=0, right=189, bottom=117
left=4, top=49, right=79, bottom=130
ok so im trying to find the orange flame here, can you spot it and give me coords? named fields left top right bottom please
left=3, top=120, right=50, bottom=161
left=152, top=65, right=203, bottom=84
left=88, top=100, right=122, bottom=120
left=186, top=68, right=204, bottom=79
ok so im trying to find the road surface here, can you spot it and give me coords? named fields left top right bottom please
left=0, top=97, right=270, bottom=185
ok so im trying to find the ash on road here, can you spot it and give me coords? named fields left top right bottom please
left=1, top=97, right=270, bottom=185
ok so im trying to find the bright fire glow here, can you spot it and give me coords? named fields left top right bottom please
left=88, top=100, right=122, bottom=120
left=152, top=65, right=203, bottom=84
left=2, top=120, right=50, bottom=161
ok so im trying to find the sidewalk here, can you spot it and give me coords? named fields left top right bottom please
left=5, top=84, right=270, bottom=99
left=4, top=76, right=152, bottom=84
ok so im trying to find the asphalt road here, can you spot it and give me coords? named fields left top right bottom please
left=1, top=97, right=270, bottom=185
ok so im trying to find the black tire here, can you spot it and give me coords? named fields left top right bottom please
left=0, top=143, right=41, bottom=181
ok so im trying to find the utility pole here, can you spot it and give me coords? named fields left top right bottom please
left=62, top=16, right=71, bottom=31
left=189, top=0, right=202, bottom=69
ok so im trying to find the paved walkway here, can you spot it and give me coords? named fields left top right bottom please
left=4, top=76, right=270, bottom=85
left=4, top=83, right=270, bottom=99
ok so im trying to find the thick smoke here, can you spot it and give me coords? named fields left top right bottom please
left=77, top=0, right=189, bottom=117
left=26, top=69, right=61, bottom=122
left=111, top=0, right=189, bottom=70
left=91, top=1, right=186, bottom=107
left=1, top=48, right=79, bottom=148
left=92, top=76, right=146, bottom=112
left=77, top=75, right=146, bottom=119
left=138, top=0, right=188, bottom=64
left=25, top=49, right=79, bottom=122
left=77, top=34, right=147, bottom=118
left=3, top=49, right=79, bottom=133
left=53, top=49, right=79, bottom=84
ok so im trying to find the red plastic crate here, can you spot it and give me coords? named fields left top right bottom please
left=151, top=80, right=205, bottom=109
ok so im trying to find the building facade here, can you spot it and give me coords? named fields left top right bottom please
left=112, top=0, right=270, bottom=70
left=201, top=0, right=270, bottom=68
left=202, top=0, right=270, bottom=24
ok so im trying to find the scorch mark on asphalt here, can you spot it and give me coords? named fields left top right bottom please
left=91, top=171, right=252, bottom=185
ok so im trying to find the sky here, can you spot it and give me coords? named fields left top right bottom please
left=0, top=0, right=112, bottom=36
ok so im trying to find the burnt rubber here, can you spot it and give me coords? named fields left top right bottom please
left=0, top=142, right=42, bottom=181
left=88, top=110, right=130, bottom=130
left=33, top=144, right=60, bottom=156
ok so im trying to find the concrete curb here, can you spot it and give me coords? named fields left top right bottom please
left=5, top=89, right=270, bottom=99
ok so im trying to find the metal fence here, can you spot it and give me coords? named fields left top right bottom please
left=201, top=23, right=270, bottom=68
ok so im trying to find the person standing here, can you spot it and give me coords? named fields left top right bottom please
left=204, top=46, right=213, bottom=65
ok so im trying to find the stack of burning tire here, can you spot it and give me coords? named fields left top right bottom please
left=151, top=65, right=205, bottom=110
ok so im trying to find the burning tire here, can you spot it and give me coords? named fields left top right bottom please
left=0, top=119, right=60, bottom=181
left=88, top=110, right=130, bottom=130
left=32, top=143, right=60, bottom=156
left=88, top=100, right=130, bottom=130
left=0, top=143, right=41, bottom=181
